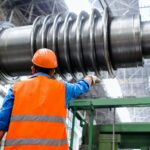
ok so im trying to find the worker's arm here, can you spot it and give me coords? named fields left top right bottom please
left=84, top=75, right=101, bottom=86
left=0, top=88, right=14, bottom=141
left=65, top=75, right=101, bottom=108
left=0, top=130, right=5, bottom=141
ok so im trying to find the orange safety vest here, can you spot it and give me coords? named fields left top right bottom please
left=4, top=76, right=68, bottom=150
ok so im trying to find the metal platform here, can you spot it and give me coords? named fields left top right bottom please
left=69, top=97, right=150, bottom=150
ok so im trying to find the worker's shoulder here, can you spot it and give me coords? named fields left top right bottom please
left=14, top=77, right=65, bottom=87
left=14, top=78, right=34, bottom=86
left=49, top=78, right=65, bottom=86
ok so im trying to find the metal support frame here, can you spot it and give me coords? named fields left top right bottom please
left=100, top=123, right=150, bottom=148
left=69, top=97, right=150, bottom=110
left=99, top=134, right=120, bottom=150
left=98, top=0, right=107, bottom=10
left=141, top=147, right=149, bottom=150
left=69, top=97, right=150, bottom=150
left=88, top=109, right=95, bottom=150
left=112, top=108, right=115, bottom=150
left=69, top=109, right=76, bottom=150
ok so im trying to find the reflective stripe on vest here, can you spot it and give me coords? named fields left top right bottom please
left=5, top=138, right=68, bottom=146
left=11, top=115, right=66, bottom=124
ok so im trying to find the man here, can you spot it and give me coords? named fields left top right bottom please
left=0, top=48, right=100, bottom=150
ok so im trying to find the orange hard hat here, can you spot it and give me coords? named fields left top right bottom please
left=32, top=48, right=58, bottom=68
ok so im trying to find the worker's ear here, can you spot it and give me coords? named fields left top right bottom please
left=49, top=69, right=55, bottom=76
left=0, top=130, right=5, bottom=141
left=31, top=66, right=36, bottom=74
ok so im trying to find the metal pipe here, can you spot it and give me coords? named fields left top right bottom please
left=0, top=8, right=150, bottom=81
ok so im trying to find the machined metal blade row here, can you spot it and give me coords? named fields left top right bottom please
left=31, top=8, right=143, bottom=80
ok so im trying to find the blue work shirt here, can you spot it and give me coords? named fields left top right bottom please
left=0, top=72, right=90, bottom=131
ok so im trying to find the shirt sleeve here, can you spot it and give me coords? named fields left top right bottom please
left=65, top=80, right=90, bottom=108
left=0, top=88, right=14, bottom=131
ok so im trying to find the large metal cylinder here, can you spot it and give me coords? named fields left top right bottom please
left=0, top=8, right=149, bottom=81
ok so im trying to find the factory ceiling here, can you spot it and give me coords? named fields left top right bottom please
left=0, top=0, right=68, bottom=25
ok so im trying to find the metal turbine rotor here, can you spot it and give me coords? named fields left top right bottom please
left=0, top=8, right=149, bottom=81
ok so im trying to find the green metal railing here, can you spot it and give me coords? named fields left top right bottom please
left=69, top=97, right=150, bottom=150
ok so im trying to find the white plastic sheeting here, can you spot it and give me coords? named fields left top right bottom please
left=88, top=0, right=150, bottom=124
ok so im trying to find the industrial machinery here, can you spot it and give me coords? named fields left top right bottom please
left=0, top=8, right=149, bottom=81
left=0, top=7, right=150, bottom=150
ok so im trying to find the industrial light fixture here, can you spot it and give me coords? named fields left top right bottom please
left=139, top=0, right=150, bottom=7
left=64, top=0, right=91, bottom=14
left=139, top=0, right=150, bottom=21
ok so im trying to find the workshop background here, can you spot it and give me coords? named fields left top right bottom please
left=0, top=0, right=150, bottom=150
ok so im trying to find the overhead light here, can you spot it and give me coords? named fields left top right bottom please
left=139, top=0, right=150, bottom=21
left=102, top=78, right=131, bottom=122
left=65, top=0, right=91, bottom=14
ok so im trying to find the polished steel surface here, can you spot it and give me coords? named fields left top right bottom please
left=58, top=13, right=75, bottom=77
left=69, top=11, right=87, bottom=78
left=0, top=26, right=32, bottom=77
left=141, top=21, right=150, bottom=58
left=110, top=15, right=143, bottom=69
left=0, top=8, right=149, bottom=81
left=81, top=10, right=98, bottom=74
left=102, top=8, right=114, bottom=75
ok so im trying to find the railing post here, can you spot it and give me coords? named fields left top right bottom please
left=70, top=109, right=76, bottom=150
left=88, top=106, right=95, bottom=150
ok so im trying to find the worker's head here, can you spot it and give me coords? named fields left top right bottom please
left=31, top=48, right=57, bottom=75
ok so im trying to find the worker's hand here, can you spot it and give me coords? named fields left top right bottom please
left=90, top=75, right=101, bottom=85
left=84, top=75, right=101, bottom=86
